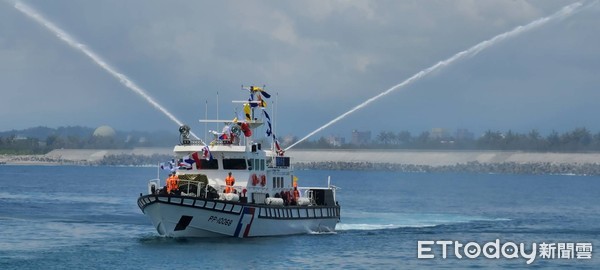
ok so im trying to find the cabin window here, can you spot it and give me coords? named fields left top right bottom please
left=248, top=159, right=264, bottom=171
left=198, top=159, right=219, bottom=170
left=275, top=156, right=290, bottom=167
left=271, top=176, right=284, bottom=188
left=223, top=158, right=247, bottom=170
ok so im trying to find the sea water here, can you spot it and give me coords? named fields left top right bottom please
left=0, top=166, right=599, bottom=269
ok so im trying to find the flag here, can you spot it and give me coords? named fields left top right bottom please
left=244, top=103, right=251, bottom=121
left=202, top=146, right=213, bottom=161
left=249, top=93, right=258, bottom=108
left=191, top=151, right=202, bottom=169
left=259, top=89, right=271, bottom=99
left=245, top=86, right=270, bottom=108
left=178, top=156, right=195, bottom=170
left=160, top=159, right=175, bottom=170
left=263, top=109, right=272, bottom=137
left=258, top=95, right=267, bottom=107
left=250, top=85, right=271, bottom=98
left=273, top=134, right=284, bottom=156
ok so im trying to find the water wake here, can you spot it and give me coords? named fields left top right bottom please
left=14, top=1, right=199, bottom=139
left=336, top=211, right=510, bottom=231
left=286, top=1, right=589, bottom=151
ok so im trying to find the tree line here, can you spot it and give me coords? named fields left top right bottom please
left=0, top=133, right=177, bottom=155
left=292, top=127, right=600, bottom=152
left=3, top=127, right=600, bottom=154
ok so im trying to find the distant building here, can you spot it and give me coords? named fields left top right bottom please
left=455, top=128, right=474, bottom=140
left=326, top=135, right=345, bottom=147
left=429, top=128, right=449, bottom=139
left=13, top=135, right=28, bottom=141
left=351, top=130, right=371, bottom=145
left=93, top=125, right=116, bottom=137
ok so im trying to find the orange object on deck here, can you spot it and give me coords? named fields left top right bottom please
left=225, top=172, right=236, bottom=193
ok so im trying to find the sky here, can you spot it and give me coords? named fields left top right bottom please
left=1, top=0, right=599, bottom=141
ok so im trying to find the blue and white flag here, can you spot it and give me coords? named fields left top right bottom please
left=160, top=159, right=175, bottom=171
left=263, top=109, right=272, bottom=137
left=178, top=156, right=195, bottom=170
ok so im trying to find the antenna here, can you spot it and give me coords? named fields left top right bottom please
left=273, top=92, right=278, bottom=152
left=204, top=99, right=208, bottom=143
left=215, top=91, right=220, bottom=132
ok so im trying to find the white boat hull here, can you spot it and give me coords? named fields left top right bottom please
left=138, top=195, right=340, bottom=238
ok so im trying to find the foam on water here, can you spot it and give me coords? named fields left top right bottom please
left=0, top=191, right=123, bottom=205
left=337, top=211, right=510, bottom=231
left=0, top=218, right=149, bottom=254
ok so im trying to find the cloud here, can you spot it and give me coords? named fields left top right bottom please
left=1, top=0, right=598, bottom=139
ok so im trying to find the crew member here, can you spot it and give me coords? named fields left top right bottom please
left=165, top=174, right=172, bottom=193
left=167, top=173, right=179, bottom=194
left=293, top=186, right=300, bottom=202
left=225, top=172, right=235, bottom=193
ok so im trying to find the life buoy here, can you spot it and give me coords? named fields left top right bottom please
left=260, top=175, right=266, bottom=187
left=251, top=174, right=258, bottom=186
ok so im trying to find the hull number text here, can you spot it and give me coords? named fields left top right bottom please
left=208, top=216, right=233, bottom=226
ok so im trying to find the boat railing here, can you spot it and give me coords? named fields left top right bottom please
left=215, top=184, right=247, bottom=194
left=176, top=179, right=207, bottom=197
left=148, top=178, right=160, bottom=195
left=149, top=178, right=251, bottom=200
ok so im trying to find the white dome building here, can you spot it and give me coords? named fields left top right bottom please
left=93, top=125, right=116, bottom=137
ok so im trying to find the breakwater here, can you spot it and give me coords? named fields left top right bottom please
left=294, top=161, right=600, bottom=175
left=3, top=149, right=600, bottom=175
left=288, top=150, right=600, bottom=175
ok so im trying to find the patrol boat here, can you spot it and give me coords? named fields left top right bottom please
left=137, top=86, right=340, bottom=237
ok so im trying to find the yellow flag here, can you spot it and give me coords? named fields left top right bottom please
left=243, top=103, right=251, bottom=121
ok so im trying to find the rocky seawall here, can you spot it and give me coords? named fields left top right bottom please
left=293, top=161, right=600, bottom=175
left=288, top=150, right=600, bottom=175
left=3, top=149, right=600, bottom=175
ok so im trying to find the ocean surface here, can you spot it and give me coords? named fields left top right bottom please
left=1, top=165, right=599, bottom=269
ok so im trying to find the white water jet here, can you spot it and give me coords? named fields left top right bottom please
left=286, top=1, right=588, bottom=151
left=14, top=1, right=200, bottom=140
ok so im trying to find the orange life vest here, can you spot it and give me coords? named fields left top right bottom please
left=167, top=175, right=179, bottom=193
left=225, top=175, right=235, bottom=193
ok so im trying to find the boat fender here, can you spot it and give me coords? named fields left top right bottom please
left=221, top=193, right=240, bottom=202
left=251, top=174, right=259, bottom=186
left=265, top=197, right=284, bottom=206
left=296, top=197, right=310, bottom=206
left=260, top=175, right=266, bottom=187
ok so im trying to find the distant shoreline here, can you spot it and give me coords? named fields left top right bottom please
left=3, top=149, right=600, bottom=175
